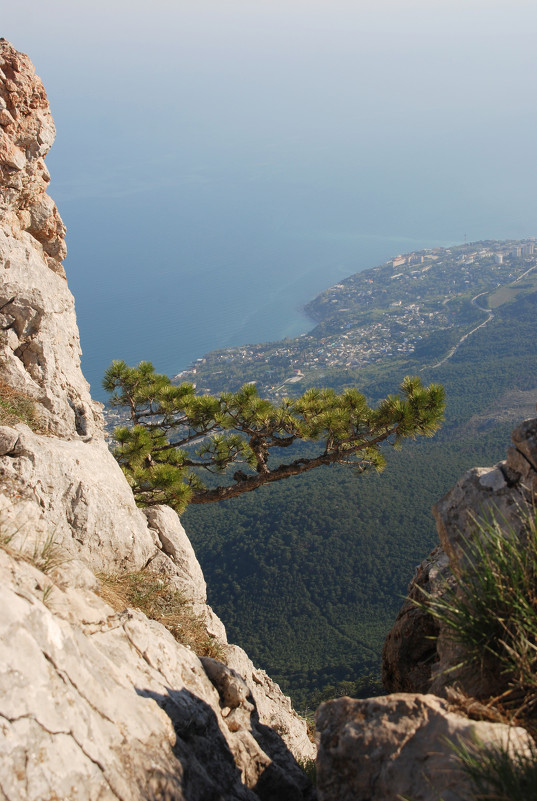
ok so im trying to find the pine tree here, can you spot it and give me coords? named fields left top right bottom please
left=103, top=360, right=445, bottom=513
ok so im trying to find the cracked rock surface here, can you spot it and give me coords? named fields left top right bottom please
left=0, top=39, right=100, bottom=438
left=0, top=522, right=314, bottom=801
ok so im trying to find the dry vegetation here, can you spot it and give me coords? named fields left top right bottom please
left=0, top=378, right=41, bottom=430
left=99, top=570, right=224, bottom=660
left=0, top=507, right=63, bottom=575
left=0, top=499, right=64, bottom=608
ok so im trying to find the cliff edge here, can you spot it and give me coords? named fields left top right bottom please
left=0, top=40, right=314, bottom=801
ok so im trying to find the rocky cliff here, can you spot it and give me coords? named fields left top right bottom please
left=0, top=40, right=315, bottom=801
left=315, top=419, right=537, bottom=800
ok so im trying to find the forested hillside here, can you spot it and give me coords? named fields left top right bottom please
left=183, top=287, right=537, bottom=707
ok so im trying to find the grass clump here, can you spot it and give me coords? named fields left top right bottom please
left=297, top=758, right=316, bottom=786
left=99, top=570, right=224, bottom=660
left=0, top=497, right=65, bottom=607
left=420, top=507, right=537, bottom=717
left=28, top=530, right=65, bottom=574
left=0, top=379, right=41, bottom=430
left=452, top=734, right=537, bottom=801
left=0, top=515, right=63, bottom=575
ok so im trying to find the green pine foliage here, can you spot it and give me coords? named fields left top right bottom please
left=104, top=285, right=537, bottom=708
left=104, top=362, right=444, bottom=513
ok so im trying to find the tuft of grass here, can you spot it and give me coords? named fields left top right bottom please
left=29, top=530, right=65, bottom=574
left=0, top=378, right=41, bottom=430
left=297, top=758, right=316, bottom=786
left=417, top=508, right=537, bottom=717
left=0, top=515, right=64, bottom=576
left=98, top=570, right=224, bottom=660
left=41, top=582, right=55, bottom=606
left=0, top=498, right=65, bottom=609
left=452, top=733, right=537, bottom=801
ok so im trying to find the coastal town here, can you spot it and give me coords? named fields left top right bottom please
left=173, top=239, right=537, bottom=398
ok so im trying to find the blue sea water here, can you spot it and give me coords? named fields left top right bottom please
left=61, top=170, right=530, bottom=403
left=61, top=186, right=448, bottom=402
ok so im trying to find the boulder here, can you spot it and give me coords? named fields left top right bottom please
left=385, top=416, right=537, bottom=700
left=316, top=693, right=532, bottom=801
left=382, top=545, right=449, bottom=693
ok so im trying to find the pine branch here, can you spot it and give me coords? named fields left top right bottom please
left=103, top=361, right=445, bottom=513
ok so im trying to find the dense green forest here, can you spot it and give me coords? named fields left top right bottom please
left=182, top=289, right=537, bottom=708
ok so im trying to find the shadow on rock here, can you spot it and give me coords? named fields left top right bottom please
left=137, top=684, right=316, bottom=801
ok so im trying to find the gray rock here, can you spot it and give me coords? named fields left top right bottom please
left=144, top=505, right=207, bottom=602
left=0, top=40, right=317, bottom=800
left=202, top=657, right=253, bottom=710
left=316, top=693, right=533, bottom=801
left=0, top=41, right=101, bottom=439
left=432, top=462, right=529, bottom=572
left=225, top=644, right=316, bottom=762
left=0, top=544, right=314, bottom=800
left=1, top=428, right=157, bottom=572
left=385, top=416, right=537, bottom=701
left=382, top=545, right=451, bottom=693
left=0, top=425, right=19, bottom=455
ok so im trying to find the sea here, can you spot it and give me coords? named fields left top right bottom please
left=60, top=175, right=532, bottom=404
left=62, top=192, right=444, bottom=402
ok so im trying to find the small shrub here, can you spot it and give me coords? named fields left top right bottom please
left=0, top=379, right=41, bottom=430
left=418, top=508, right=537, bottom=716
left=98, top=570, right=224, bottom=660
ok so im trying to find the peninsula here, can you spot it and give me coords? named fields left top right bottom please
left=175, top=239, right=537, bottom=397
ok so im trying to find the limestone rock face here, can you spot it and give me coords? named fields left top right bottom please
left=142, top=505, right=228, bottom=641
left=225, top=645, right=316, bottom=762
left=143, top=505, right=208, bottom=602
left=0, top=40, right=315, bottom=798
left=1, top=425, right=156, bottom=571
left=429, top=419, right=537, bottom=698
left=432, top=463, right=527, bottom=573
left=0, top=39, right=100, bottom=438
left=315, top=693, right=532, bottom=801
left=0, top=545, right=315, bottom=801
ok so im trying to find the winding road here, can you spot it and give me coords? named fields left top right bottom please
left=427, top=292, right=494, bottom=369
left=428, top=263, right=537, bottom=369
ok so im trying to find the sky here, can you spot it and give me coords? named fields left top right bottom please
left=3, top=1, right=537, bottom=396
